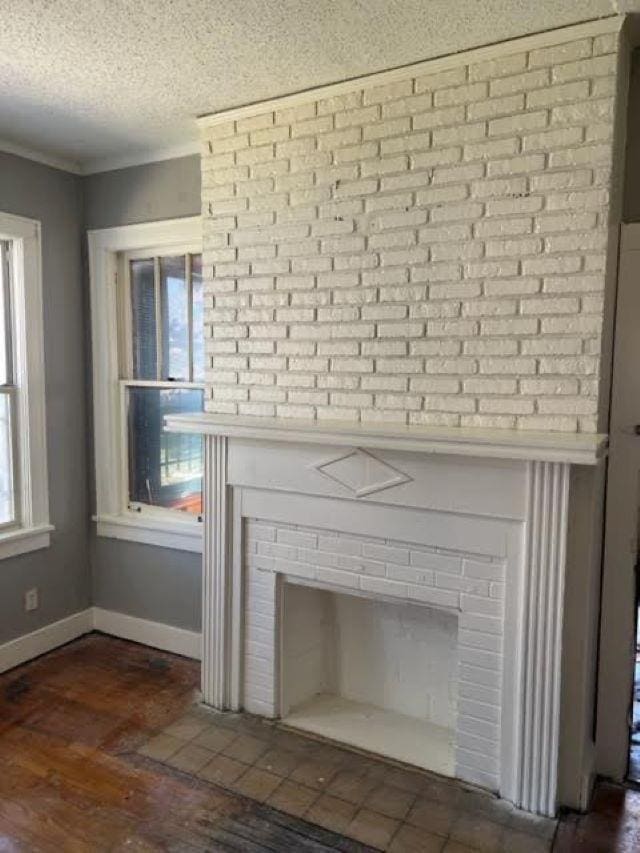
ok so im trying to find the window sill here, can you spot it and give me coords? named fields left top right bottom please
left=95, top=514, right=203, bottom=553
left=0, top=524, right=54, bottom=561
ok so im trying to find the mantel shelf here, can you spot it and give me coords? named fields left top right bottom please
left=165, top=412, right=607, bottom=465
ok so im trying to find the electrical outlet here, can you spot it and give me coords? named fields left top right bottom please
left=24, top=588, right=38, bottom=612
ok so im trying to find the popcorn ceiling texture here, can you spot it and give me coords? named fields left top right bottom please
left=201, top=32, right=620, bottom=432
left=0, top=0, right=617, bottom=168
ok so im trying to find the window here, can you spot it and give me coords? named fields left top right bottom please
left=0, top=241, right=17, bottom=528
left=88, top=217, right=204, bottom=552
left=122, top=251, right=205, bottom=517
left=0, top=213, right=51, bottom=560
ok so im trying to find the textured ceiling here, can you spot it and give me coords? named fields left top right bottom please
left=0, top=0, right=622, bottom=173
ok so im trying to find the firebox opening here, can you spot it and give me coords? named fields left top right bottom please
left=280, top=581, right=458, bottom=777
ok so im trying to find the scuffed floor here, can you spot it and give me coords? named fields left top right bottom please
left=554, top=783, right=640, bottom=852
left=139, top=703, right=556, bottom=852
left=0, top=634, right=371, bottom=851
left=4, top=633, right=640, bottom=851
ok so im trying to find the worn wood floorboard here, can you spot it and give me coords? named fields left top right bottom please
left=3, top=632, right=640, bottom=851
left=0, top=633, right=372, bottom=852
left=553, top=783, right=640, bottom=852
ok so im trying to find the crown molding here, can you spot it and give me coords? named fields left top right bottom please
left=198, top=15, right=623, bottom=130
left=0, top=138, right=83, bottom=174
left=0, top=138, right=201, bottom=177
left=82, top=140, right=200, bottom=175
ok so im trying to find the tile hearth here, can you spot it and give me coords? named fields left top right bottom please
left=138, top=704, right=557, bottom=852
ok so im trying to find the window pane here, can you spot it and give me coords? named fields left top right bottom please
left=0, top=241, right=10, bottom=386
left=0, top=393, right=15, bottom=525
left=160, top=256, right=189, bottom=381
left=130, top=259, right=157, bottom=379
left=127, top=386, right=203, bottom=515
left=192, top=254, right=205, bottom=382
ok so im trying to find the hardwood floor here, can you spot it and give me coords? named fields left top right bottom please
left=0, top=633, right=369, bottom=851
left=554, top=784, right=640, bottom=852
left=0, top=632, right=638, bottom=852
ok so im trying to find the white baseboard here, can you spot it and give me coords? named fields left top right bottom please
left=0, top=608, right=94, bottom=674
left=0, top=607, right=202, bottom=675
left=92, top=608, right=202, bottom=660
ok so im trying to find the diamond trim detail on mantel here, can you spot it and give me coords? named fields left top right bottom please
left=193, top=429, right=579, bottom=816
left=313, top=448, right=412, bottom=498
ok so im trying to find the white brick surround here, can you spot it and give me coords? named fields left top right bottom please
left=244, top=517, right=506, bottom=790
left=200, top=25, right=621, bottom=433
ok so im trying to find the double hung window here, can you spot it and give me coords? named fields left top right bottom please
left=89, top=217, right=204, bottom=552
left=122, top=250, right=205, bottom=517
left=0, top=213, right=51, bottom=560
left=0, top=240, right=17, bottom=529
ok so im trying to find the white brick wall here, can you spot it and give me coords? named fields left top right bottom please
left=244, top=518, right=505, bottom=789
left=201, top=32, right=620, bottom=432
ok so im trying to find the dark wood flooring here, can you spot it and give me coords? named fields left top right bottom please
left=554, top=784, right=640, bottom=852
left=0, top=632, right=638, bottom=851
left=0, top=633, right=372, bottom=851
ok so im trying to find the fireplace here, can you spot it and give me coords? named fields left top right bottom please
left=280, top=581, right=459, bottom=776
left=165, top=412, right=606, bottom=816
left=244, top=512, right=507, bottom=790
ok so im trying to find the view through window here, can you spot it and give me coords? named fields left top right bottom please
left=123, top=253, right=204, bottom=517
left=630, top=587, right=640, bottom=783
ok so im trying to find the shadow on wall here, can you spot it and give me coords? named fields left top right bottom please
left=624, top=49, right=640, bottom=222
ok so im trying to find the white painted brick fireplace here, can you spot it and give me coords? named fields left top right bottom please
left=244, top=515, right=506, bottom=790
left=165, top=413, right=606, bottom=816
left=166, top=14, right=626, bottom=821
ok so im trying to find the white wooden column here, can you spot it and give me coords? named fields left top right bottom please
left=202, top=434, right=231, bottom=709
left=514, top=460, right=570, bottom=816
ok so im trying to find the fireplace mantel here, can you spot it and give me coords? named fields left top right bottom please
left=166, top=412, right=608, bottom=817
left=165, top=412, right=607, bottom=466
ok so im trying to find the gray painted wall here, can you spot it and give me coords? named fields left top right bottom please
left=84, top=154, right=202, bottom=632
left=90, top=539, right=201, bottom=631
left=0, top=152, right=90, bottom=643
left=83, top=155, right=201, bottom=228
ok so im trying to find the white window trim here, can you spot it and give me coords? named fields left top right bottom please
left=0, top=212, right=52, bottom=560
left=88, top=216, right=203, bottom=553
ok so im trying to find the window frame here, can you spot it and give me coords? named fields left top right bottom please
left=88, top=217, right=204, bottom=553
left=0, top=212, right=52, bottom=561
